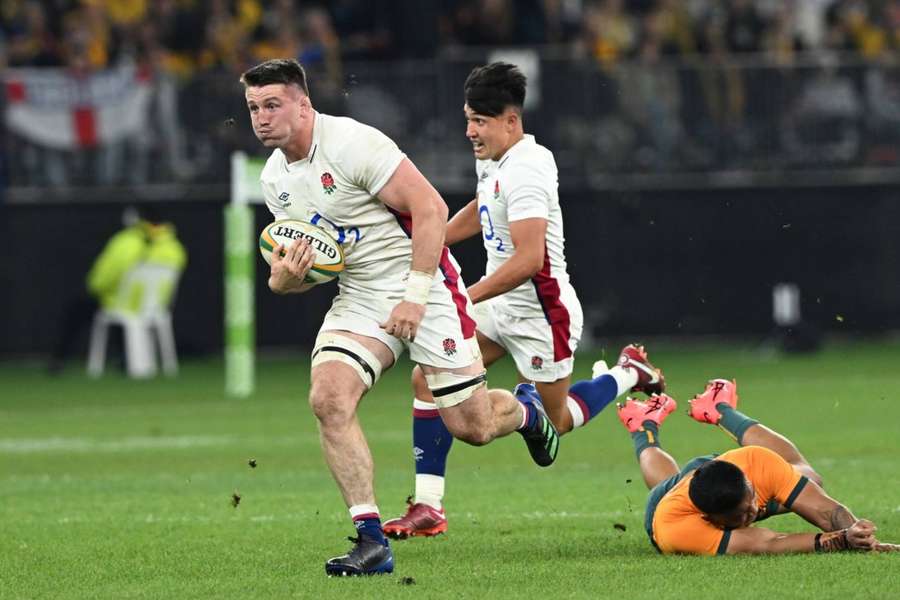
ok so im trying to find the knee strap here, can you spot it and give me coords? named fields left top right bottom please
left=424, top=371, right=487, bottom=409
left=312, top=332, right=383, bottom=389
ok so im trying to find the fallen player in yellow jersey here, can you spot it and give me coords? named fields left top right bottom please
left=617, top=379, right=899, bottom=555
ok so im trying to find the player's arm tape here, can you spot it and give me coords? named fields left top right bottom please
left=404, top=270, right=433, bottom=305
left=425, top=371, right=487, bottom=409
left=311, top=332, right=383, bottom=389
left=814, top=529, right=850, bottom=552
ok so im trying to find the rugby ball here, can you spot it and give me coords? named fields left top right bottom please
left=259, top=219, right=344, bottom=284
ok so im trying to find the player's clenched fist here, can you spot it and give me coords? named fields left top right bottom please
left=846, top=519, right=877, bottom=550
left=381, top=301, right=426, bottom=342
left=269, top=238, right=314, bottom=294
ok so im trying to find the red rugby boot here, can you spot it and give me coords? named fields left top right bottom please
left=617, top=344, right=666, bottom=395
left=382, top=498, right=447, bottom=540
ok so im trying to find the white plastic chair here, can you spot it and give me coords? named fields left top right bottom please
left=87, top=262, right=181, bottom=378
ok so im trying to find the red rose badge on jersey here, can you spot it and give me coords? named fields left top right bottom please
left=531, top=356, right=543, bottom=370
left=493, top=180, right=500, bottom=200
left=442, top=338, right=457, bottom=356
left=321, top=172, right=336, bottom=195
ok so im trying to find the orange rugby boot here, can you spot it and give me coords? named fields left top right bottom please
left=688, top=378, right=739, bottom=425
left=616, top=394, right=678, bottom=433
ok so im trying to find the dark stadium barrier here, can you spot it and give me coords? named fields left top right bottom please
left=2, top=184, right=899, bottom=357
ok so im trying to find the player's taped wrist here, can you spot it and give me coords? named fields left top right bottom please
left=404, top=270, right=433, bottom=305
left=814, top=529, right=850, bottom=552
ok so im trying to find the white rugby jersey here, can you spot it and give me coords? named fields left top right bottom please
left=474, top=134, right=576, bottom=319
left=260, top=112, right=414, bottom=296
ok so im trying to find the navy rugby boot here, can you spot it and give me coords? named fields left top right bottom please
left=515, top=383, right=560, bottom=467
left=325, top=533, right=394, bottom=577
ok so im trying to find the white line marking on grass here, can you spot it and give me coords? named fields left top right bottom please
left=50, top=513, right=313, bottom=525
left=462, top=511, right=627, bottom=520
left=0, top=430, right=410, bottom=454
left=0, top=435, right=237, bottom=453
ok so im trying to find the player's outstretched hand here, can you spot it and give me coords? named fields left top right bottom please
left=381, top=301, right=426, bottom=342
left=847, top=519, right=877, bottom=550
left=873, top=542, right=900, bottom=552
left=269, top=238, right=314, bottom=293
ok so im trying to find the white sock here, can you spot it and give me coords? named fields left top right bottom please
left=414, top=473, right=445, bottom=510
left=608, top=365, right=638, bottom=397
left=413, top=398, right=438, bottom=412
left=566, top=395, right=586, bottom=428
left=349, top=503, right=380, bottom=520
left=518, top=401, right=528, bottom=430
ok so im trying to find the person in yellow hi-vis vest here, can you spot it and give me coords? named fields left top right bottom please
left=48, top=208, right=187, bottom=373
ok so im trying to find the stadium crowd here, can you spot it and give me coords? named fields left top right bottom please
left=3, top=1, right=900, bottom=188
left=3, top=0, right=900, bottom=71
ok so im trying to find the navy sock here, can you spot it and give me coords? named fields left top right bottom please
left=514, top=385, right=541, bottom=431
left=354, top=516, right=387, bottom=545
left=413, top=404, right=453, bottom=477
left=717, top=404, right=758, bottom=444
left=630, top=421, right=661, bottom=459
left=569, top=374, right=618, bottom=426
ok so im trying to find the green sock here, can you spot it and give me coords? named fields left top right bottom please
left=717, top=404, right=758, bottom=444
left=630, top=421, right=660, bottom=459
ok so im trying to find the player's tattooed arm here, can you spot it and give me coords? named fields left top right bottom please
left=825, top=505, right=856, bottom=530
left=790, top=479, right=860, bottom=532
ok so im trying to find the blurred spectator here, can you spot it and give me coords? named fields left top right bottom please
left=4, top=0, right=62, bottom=66
left=103, top=0, right=148, bottom=28
left=542, top=0, right=586, bottom=44
left=782, top=53, right=863, bottom=164
left=616, top=8, right=684, bottom=169
left=655, top=0, right=698, bottom=55
left=863, top=51, right=900, bottom=163
left=762, top=3, right=805, bottom=66
left=580, top=0, right=637, bottom=67
left=328, top=0, right=392, bottom=59
left=889, top=0, right=900, bottom=49
left=447, top=0, right=518, bottom=47
left=725, top=0, right=767, bottom=54
left=48, top=206, right=187, bottom=374
left=758, top=4, right=805, bottom=160
left=694, top=11, right=749, bottom=166
left=299, top=7, right=343, bottom=111
left=824, top=0, right=889, bottom=56
left=148, top=0, right=206, bottom=77
left=795, top=0, right=839, bottom=50
left=199, top=0, right=256, bottom=71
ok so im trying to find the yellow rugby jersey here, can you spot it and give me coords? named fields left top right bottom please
left=652, top=446, right=808, bottom=555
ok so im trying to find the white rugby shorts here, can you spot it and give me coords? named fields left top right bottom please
left=474, top=288, right=583, bottom=383
left=319, top=253, right=480, bottom=369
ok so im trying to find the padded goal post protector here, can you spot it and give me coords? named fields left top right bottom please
left=224, top=152, right=266, bottom=397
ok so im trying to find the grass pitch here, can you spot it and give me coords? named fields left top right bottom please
left=2, top=340, right=899, bottom=599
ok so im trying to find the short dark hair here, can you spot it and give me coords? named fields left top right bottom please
left=464, top=62, right=526, bottom=117
left=240, top=58, right=309, bottom=95
left=688, top=460, right=747, bottom=516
